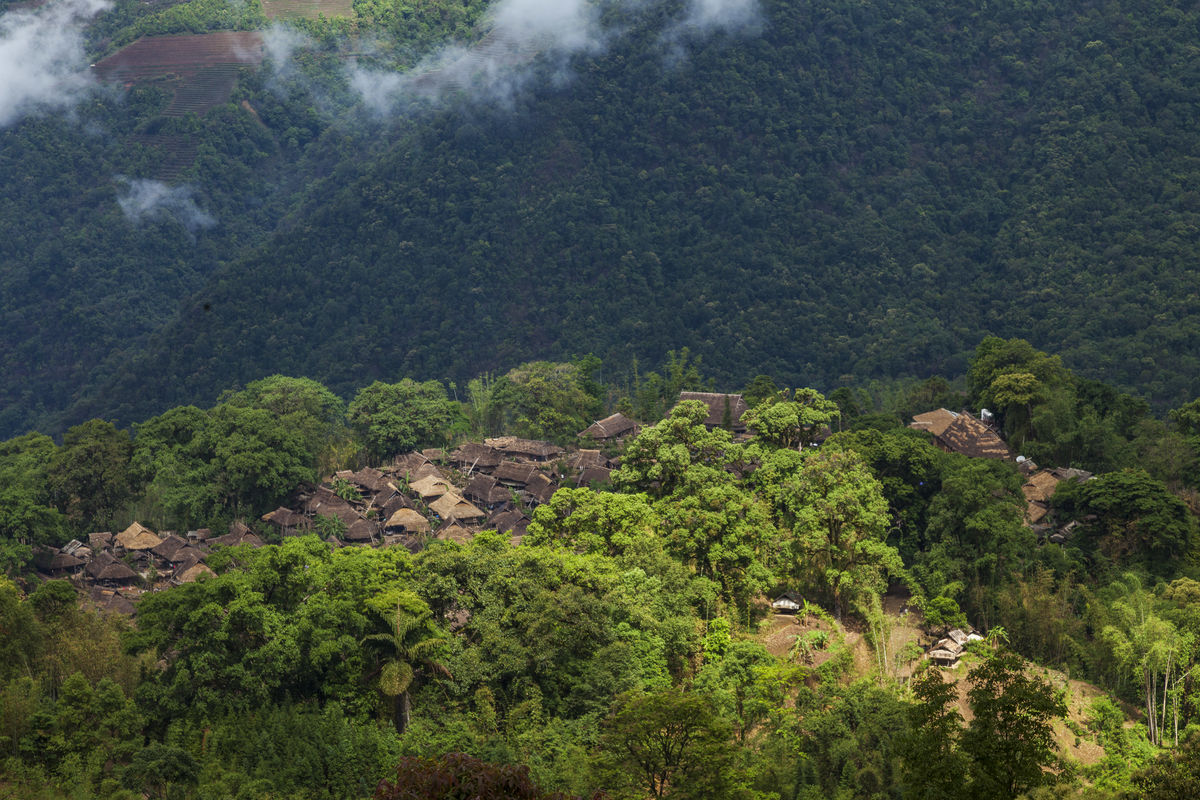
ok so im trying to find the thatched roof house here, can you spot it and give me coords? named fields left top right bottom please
left=911, top=409, right=1012, bottom=460
left=409, top=474, right=454, bottom=499
left=343, top=518, right=376, bottom=543
left=174, top=562, right=215, bottom=584
left=580, top=412, right=640, bottom=441
left=450, top=442, right=503, bottom=471
left=385, top=508, right=431, bottom=534
left=677, top=392, right=749, bottom=432
left=493, top=461, right=539, bottom=487
left=116, top=522, right=162, bottom=551
left=261, top=507, right=312, bottom=536
left=429, top=493, right=486, bottom=522
left=484, top=436, right=564, bottom=462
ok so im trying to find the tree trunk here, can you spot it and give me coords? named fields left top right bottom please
left=394, top=691, right=411, bottom=735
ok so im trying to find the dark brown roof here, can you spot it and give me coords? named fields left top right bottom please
left=935, top=415, right=1013, bottom=460
left=209, top=531, right=265, bottom=548
left=261, top=506, right=311, bottom=531
left=575, top=466, right=613, bottom=488
left=151, top=534, right=189, bottom=560
left=450, top=442, right=503, bottom=470
left=168, top=545, right=206, bottom=564
left=36, top=549, right=84, bottom=571
left=493, top=461, right=539, bottom=486
left=487, top=510, right=529, bottom=536
left=343, top=519, right=376, bottom=542
left=380, top=492, right=414, bottom=518
left=89, top=532, right=113, bottom=549
left=389, top=452, right=430, bottom=476
left=349, top=467, right=388, bottom=492
left=677, top=392, right=749, bottom=430
left=95, top=561, right=139, bottom=582
left=484, top=436, right=564, bottom=460
left=464, top=474, right=512, bottom=506
left=580, top=412, right=640, bottom=440
left=525, top=473, right=557, bottom=504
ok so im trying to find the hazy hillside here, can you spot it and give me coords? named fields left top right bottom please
left=2, top=0, right=1199, bottom=436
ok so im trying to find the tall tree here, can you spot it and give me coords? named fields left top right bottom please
left=362, top=590, right=449, bottom=734
left=961, top=648, right=1065, bottom=799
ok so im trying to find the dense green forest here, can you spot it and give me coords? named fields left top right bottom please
left=2, top=0, right=1200, bottom=438
left=5, top=339, right=1200, bottom=798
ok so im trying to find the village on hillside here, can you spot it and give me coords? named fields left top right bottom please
left=32, top=393, right=1092, bottom=658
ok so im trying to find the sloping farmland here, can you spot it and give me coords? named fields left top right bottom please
left=92, top=32, right=265, bottom=116
left=261, top=0, right=354, bottom=20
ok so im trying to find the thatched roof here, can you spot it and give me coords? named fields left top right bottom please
left=175, top=562, right=215, bottom=584
left=349, top=467, right=389, bottom=493
left=209, top=531, right=264, bottom=548
left=388, top=451, right=430, bottom=476
left=429, top=493, right=486, bottom=521
left=580, top=412, right=640, bottom=440
left=484, top=436, right=564, bottom=460
left=493, top=461, right=539, bottom=486
left=487, top=510, right=529, bottom=536
left=421, top=448, right=447, bottom=462
left=95, top=561, right=139, bottom=582
left=1022, top=471, right=1062, bottom=503
left=525, top=473, right=557, bottom=504
left=343, top=518, right=376, bottom=542
left=575, top=466, right=612, bottom=488
left=116, top=522, right=162, bottom=551
left=435, top=521, right=472, bottom=545
left=935, top=415, right=1013, bottom=460
left=380, top=492, right=414, bottom=519
left=151, top=534, right=189, bottom=561
left=677, top=392, right=749, bottom=431
left=385, top=508, right=430, bottom=533
left=409, top=474, right=454, bottom=499
left=88, top=532, right=113, bottom=549
left=909, top=408, right=959, bottom=437
left=567, top=449, right=609, bottom=470
left=36, top=549, right=84, bottom=571
left=465, top=474, right=511, bottom=506
left=262, top=506, right=310, bottom=530
left=450, top=442, right=503, bottom=470
left=1026, top=501, right=1051, bottom=524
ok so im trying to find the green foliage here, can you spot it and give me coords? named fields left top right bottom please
left=962, top=648, right=1066, bottom=799
left=758, top=448, right=900, bottom=620
left=46, top=419, right=133, bottom=530
left=1054, top=469, right=1198, bottom=577
left=489, top=362, right=603, bottom=444
left=349, top=379, right=466, bottom=460
left=741, top=388, right=840, bottom=450
left=525, top=489, right=660, bottom=557
left=900, top=665, right=967, bottom=800
left=596, top=688, right=745, bottom=800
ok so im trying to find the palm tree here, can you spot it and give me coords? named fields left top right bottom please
left=362, top=593, right=450, bottom=734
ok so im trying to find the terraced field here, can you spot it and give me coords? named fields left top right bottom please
left=260, top=0, right=353, bottom=19
left=92, top=32, right=265, bottom=115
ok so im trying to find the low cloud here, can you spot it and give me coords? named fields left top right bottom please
left=0, top=0, right=111, bottom=128
left=681, top=0, right=761, bottom=32
left=116, top=177, right=217, bottom=233
left=350, top=0, right=604, bottom=113
left=347, top=0, right=764, bottom=114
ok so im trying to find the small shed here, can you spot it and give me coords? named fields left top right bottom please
left=385, top=508, right=431, bottom=534
left=771, top=592, right=804, bottom=614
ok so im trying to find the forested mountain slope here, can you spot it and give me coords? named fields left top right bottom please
left=3, top=0, right=1200, bottom=436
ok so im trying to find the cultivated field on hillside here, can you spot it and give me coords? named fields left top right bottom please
left=92, top=32, right=265, bottom=116
left=260, top=0, right=353, bottom=20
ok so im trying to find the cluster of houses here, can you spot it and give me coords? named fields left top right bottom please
left=909, top=408, right=1094, bottom=541
left=32, top=394, right=1095, bottom=635
left=925, top=627, right=986, bottom=667
left=28, top=408, right=662, bottom=615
